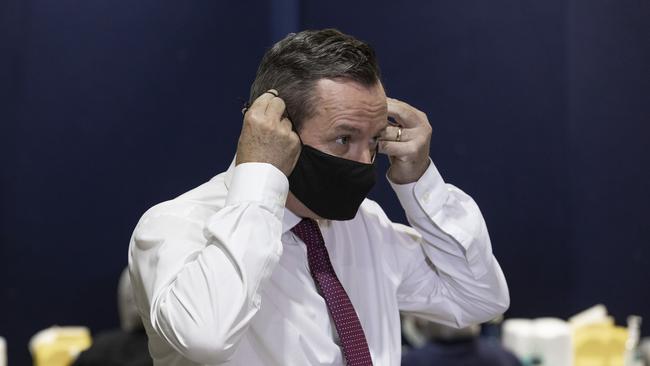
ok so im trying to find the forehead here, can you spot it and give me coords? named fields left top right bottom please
left=307, top=79, right=387, bottom=132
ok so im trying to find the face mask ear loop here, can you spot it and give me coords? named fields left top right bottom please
left=371, top=143, right=379, bottom=164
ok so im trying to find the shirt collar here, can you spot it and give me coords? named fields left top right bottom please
left=282, top=208, right=303, bottom=236
left=222, top=156, right=303, bottom=239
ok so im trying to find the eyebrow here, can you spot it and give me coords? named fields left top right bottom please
left=331, top=122, right=389, bottom=136
left=331, top=124, right=362, bottom=134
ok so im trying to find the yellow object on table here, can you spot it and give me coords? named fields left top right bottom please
left=574, top=321, right=628, bottom=366
left=29, top=326, right=92, bottom=366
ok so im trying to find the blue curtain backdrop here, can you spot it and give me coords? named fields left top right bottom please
left=1, top=0, right=649, bottom=364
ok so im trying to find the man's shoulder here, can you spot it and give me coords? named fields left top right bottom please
left=356, top=198, right=420, bottom=242
left=356, top=197, right=393, bottom=225
left=135, top=170, right=230, bottom=231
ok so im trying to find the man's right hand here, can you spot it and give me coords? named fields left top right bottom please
left=235, top=89, right=301, bottom=177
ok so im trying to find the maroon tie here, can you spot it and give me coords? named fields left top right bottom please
left=291, top=218, right=373, bottom=366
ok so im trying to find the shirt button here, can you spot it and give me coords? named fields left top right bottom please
left=422, top=191, right=431, bottom=203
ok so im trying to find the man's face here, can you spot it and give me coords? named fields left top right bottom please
left=298, top=79, right=388, bottom=164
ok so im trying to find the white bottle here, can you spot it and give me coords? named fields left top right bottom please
left=0, top=336, right=6, bottom=366
left=624, top=315, right=643, bottom=366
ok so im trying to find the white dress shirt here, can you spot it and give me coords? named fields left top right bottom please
left=128, top=158, right=509, bottom=366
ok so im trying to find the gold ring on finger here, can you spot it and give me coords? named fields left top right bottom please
left=396, top=127, right=403, bottom=142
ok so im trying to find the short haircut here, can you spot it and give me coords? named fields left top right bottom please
left=249, top=29, right=382, bottom=130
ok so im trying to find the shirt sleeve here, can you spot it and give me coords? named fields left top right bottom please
left=388, top=160, right=510, bottom=328
left=128, top=162, right=288, bottom=364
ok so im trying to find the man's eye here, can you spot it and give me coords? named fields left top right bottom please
left=335, top=136, right=351, bottom=145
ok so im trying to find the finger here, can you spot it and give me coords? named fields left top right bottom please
left=279, top=117, right=294, bottom=133
left=248, top=89, right=279, bottom=115
left=379, top=125, right=410, bottom=142
left=265, top=89, right=279, bottom=97
left=378, top=140, right=410, bottom=157
left=266, top=96, right=286, bottom=121
left=387, top=97, right=425, bottom=129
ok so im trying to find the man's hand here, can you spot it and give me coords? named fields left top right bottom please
left=236, top=90, right=301, bottom=176
left=379, top=97, right=432, bottom=184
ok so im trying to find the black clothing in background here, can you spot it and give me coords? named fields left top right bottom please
left=72, top=329, right=152, bottom=366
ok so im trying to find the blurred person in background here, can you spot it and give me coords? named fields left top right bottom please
left=72, top=268, right=152, bottom=366
left=401, top=315, right=521, bottom=366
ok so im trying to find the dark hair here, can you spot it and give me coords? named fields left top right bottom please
left=249, top=29, right=382, bottom=130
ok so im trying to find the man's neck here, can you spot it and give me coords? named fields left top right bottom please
left=286, top=192, right=322, bottom=220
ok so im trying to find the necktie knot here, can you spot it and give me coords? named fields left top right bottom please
left=291, top=218, right=323, bottom=247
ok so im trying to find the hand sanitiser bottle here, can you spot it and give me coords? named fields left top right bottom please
left=624, top=315, right=643, bottom=366
left=0, top=336, right=6, bottom=366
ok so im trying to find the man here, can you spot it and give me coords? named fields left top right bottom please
left=128, top=29, right=509, bottom=365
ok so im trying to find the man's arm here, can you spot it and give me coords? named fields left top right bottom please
left=129, top=163, right=288, bottom=364
left=389, top=161, right=510, bottom=327
left=378, top=97, right=509, bottom=327
left=128, top=90, right=300, bottom=364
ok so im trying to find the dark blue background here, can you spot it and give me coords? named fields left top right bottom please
left=2, top=0, right=649, bottom=364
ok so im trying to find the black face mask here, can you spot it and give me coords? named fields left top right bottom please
left=288, top=144, right=377, bottom=221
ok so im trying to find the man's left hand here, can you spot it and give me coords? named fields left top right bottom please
left=379, top=97, right=432, bottom=184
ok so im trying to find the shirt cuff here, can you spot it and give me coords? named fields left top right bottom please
left=225, top=162, right=289, bottom=218
left=388, top=159, right=448, bottom=219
